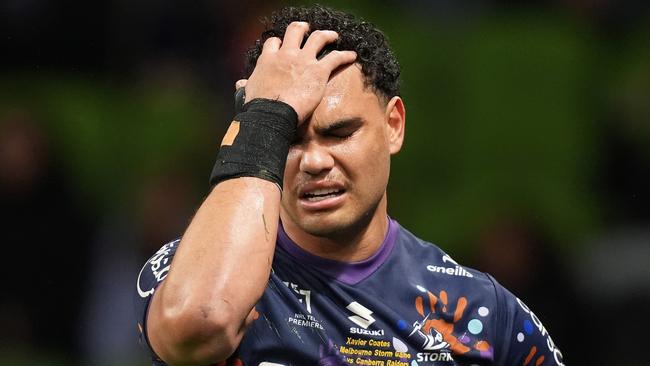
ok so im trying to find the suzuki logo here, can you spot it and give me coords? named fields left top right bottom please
left=346, top=301, right=375, bottom=329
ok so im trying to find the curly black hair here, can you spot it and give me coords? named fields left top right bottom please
left=244, top=4, right=401, bottom=102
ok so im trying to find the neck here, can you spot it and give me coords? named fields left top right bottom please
left=280, top=194, right=389, bottom=262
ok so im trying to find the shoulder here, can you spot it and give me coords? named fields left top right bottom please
left=391, top=224, right=519, bottom=361
left=392, top=221, right=494, bottom=285
left=490, top=278, right=566, bottom=366
left=412, top=229, right=566, bottom=366
left=393, top=223, right=565, bottom=365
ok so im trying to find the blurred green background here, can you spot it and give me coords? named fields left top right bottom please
left=1, top=0, right=648, bottom=365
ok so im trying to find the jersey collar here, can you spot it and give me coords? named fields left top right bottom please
left=276, top=217, right=398, bottom=285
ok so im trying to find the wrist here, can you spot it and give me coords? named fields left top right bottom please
left=209, top=99, right=298, bottom=189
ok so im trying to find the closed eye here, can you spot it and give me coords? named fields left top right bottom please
left=290, top=117, right=364, bottom=145
left=317, top=117, right=363, bottom=140
left=327, top=126, right=357, bottom=139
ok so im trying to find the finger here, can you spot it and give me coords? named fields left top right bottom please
left=319, top=50, right=357, bottom=72
left=302, top=30, right=338, bottom=58
left=281, top=21, right=310, bottom=50
left=262, top=37, right=282, bottom=53
left=235, top=79, right=247, bottom=90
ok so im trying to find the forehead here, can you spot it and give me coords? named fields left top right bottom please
left=310, top=64, right=383, bottom=125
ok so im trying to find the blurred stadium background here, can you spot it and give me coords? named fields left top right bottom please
left=1, top=0, right=648, bottom=365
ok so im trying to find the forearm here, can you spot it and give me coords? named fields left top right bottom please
left=148, top=177, right=280, bottom=365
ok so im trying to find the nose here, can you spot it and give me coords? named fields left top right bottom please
left=299, top=141, right=334, bottom=175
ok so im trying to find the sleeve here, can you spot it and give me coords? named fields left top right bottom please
left=134, top=238, right=181, bottom=365
left=489, top=275, right=565, bottom=366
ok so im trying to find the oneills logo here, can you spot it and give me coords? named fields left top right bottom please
left=426, top=255, right=473, bottom=278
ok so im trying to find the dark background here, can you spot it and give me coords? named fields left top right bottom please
left=1, top=0, right=648, bottom=365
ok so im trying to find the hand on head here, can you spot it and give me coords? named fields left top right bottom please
left=242, top=22, right=357, bottom=124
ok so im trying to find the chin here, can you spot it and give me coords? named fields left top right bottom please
left=296, top=213, right=352, bottom=237
left=293, top=207, right=376, bottom=239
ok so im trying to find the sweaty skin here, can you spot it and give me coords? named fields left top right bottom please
left=279, top=64, right=406, bottom=262
left=325, top=93, right=343, bottom=112
left=146, top=22, right=358, bottom=366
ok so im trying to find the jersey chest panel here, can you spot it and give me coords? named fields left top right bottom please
left=235, top=247, right=497, bottom=366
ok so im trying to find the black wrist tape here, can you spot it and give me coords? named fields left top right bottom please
left=209, top=98, right=298, bottom=189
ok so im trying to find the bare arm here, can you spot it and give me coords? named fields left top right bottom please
left=144, top=22, right=357, bottom=366
left=147, top=178, right=279, bottom=364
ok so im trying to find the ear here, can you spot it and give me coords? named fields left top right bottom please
left=384, top=96, right=406, bottom=155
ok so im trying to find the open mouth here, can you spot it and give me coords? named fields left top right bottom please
left=301, top=188, right=345, bottom=202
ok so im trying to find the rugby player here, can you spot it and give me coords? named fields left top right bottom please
left=136, top=5, right=565, bottom=366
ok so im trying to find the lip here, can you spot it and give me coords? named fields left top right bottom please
left=297, top=182, right=347, bottom=211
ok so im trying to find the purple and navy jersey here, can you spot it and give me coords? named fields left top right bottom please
left=135, top=218, right=564, bottom=366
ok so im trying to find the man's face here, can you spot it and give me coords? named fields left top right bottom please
left=280, top=64, right=404, bottom=237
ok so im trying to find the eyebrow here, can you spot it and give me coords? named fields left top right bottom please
left=314, top=117, right=364, bottom=134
